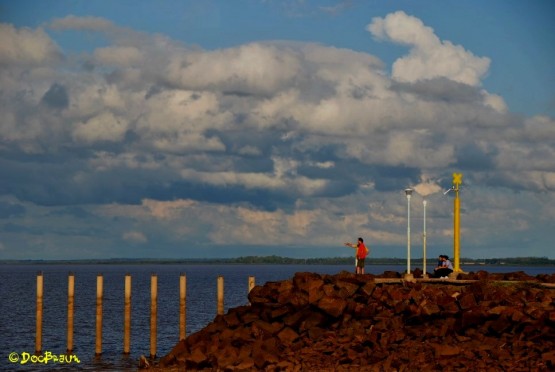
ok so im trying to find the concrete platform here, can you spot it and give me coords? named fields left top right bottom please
left=372, top=277, right=555, bottom=288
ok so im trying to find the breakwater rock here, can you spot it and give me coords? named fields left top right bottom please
left=157, top=272, right=555, bottom=371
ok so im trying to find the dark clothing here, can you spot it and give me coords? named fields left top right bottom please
left=434, top=268, right=453, bottom=278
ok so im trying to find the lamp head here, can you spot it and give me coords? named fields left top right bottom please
left=404, top=188, right=414, bottom=197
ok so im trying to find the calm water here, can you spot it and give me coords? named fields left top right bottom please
left=1, top=264, right=553, bottom=371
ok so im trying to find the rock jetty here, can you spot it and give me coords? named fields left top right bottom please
left=155, top=271, right=555, bottom=371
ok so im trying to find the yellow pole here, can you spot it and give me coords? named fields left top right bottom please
left=179, top=274, right=186, bottom=341
left=95, top=274, right=103, bottom=356
left=67, top=273, right=75, bottom=354
left=407, top=193, right=411, bottom=274
left=452, top=173, right=462, bottom=272
left=35, top=272, right=43, bottom=354
left=422, top=200, right=427, bottom=278
left=150, top=274, right=157, bottom=359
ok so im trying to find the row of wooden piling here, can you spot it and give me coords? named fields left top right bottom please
left=34, top=272, right=256, bottom=358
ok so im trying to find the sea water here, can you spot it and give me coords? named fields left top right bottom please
left=0, top=264, right=553, bottom=371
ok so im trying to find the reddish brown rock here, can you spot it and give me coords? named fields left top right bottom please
left=359, top=281, right=376, bottom=296
left=432, top=343, right=460, bottom=357
left=317, top=295, right=347, bottom=318
left=537, top=273, right=555, bottom=283
left=335, top=280, right=360, bottom=298
left=277, top=326, right=299, bottom=344
left=188, top=346, right=207, bottom=366
left=381, top=271, right=401, bottom=278
left=299, top=311, right=327, bottom=332
left=420, top=299, right=441, bottom=316
left=154, top=271, right=555, bottom=371
left=458, top=292, right=478, bottom=309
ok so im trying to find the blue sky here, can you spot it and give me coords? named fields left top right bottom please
left=0, top=0, right=554, bottom=260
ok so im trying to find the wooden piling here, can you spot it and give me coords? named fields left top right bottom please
left=179, top=274, right=186, bottom=341
left=217, top=275, right=224, bottom=315
left=34, top=272, right=262, bottom=356
left=123, top=273, right=131, bottom=355
left=67, top=272, right=75, bottom=354
left=150, top=274, right=157, bottom=359
left=35, top=272, right=43, bottom=354
left=95, top=274, right=103, bottom=356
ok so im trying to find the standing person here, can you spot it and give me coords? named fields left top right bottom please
left=344, top=237, right=369, bottom=274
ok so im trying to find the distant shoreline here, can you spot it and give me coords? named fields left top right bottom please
left=1, top=256, right=554, bottom=266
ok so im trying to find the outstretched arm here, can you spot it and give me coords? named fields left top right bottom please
left=344, top=242, right=356, bottom=248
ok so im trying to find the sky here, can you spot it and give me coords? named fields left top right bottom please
left=0, top=0, right=554, bottom=260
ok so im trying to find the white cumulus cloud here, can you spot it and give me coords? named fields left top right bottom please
left=0, top=24, right=61, bottom=66
left=368, top=11, right=490, bottom=87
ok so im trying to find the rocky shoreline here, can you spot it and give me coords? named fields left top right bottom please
left=150, top=270, right=555, bottom=371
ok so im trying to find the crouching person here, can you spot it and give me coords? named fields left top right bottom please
left=434, top=255, right=453, bottom=278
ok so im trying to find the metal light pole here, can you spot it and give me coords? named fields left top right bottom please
left=404, top=188, right=414, bottom=279
left=422, top=199, right=427, bottom=278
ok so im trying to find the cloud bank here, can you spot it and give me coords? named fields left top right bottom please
left=0, top=12, right=553, bottom=259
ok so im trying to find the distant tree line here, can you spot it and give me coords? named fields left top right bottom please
left=1, top=256, right=554, bottom=266
left=482, top=257, right=553, bottom=265
left=225, top=256, right=555, bottom=266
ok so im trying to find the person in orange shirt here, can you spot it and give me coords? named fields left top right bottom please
left=344, top=237, right=369, bottom=274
